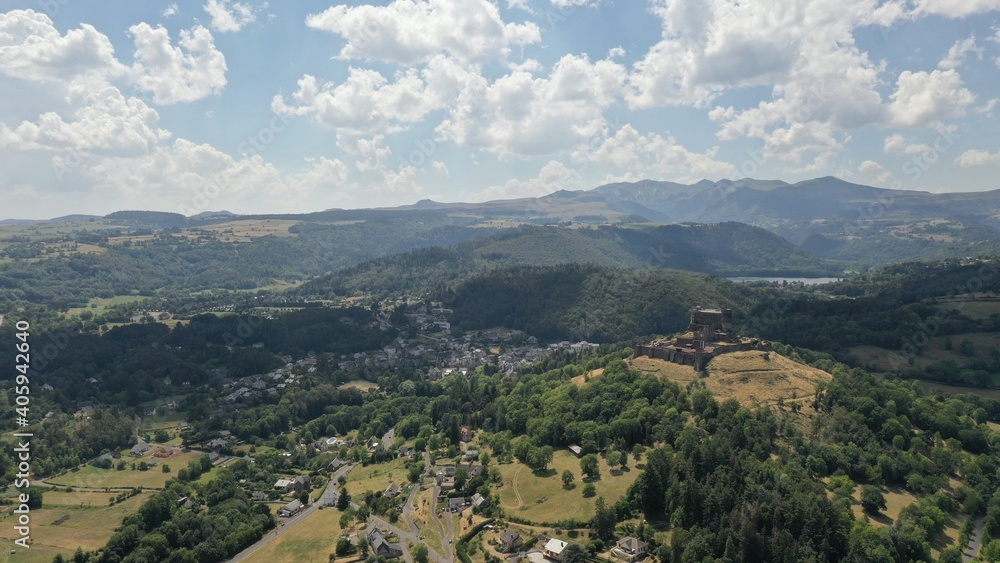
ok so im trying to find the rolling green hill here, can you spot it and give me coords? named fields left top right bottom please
left=296, top=223, right=835, bottom=302
left=446, top=263, right=757, bottom=341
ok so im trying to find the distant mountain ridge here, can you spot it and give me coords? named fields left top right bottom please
left=388, top=176, right=1000, bottom=263
left=0, top=214, right=102, bottom=225
left=29, top=175, right=1000, bottom=264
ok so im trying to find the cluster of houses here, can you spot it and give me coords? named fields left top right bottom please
left=337, top=331, right=598, bottom=380
left=314, top=427, right=396, bottom=458
left=490, top=531, right=650, bottom=561
left=273, top=475, right=313, bottom=517
left=434, top=462, right=483, bottom=493
left=219, top=354, right=316, bottom=404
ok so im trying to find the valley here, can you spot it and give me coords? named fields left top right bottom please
left=1, top=178, right=999, bottom=562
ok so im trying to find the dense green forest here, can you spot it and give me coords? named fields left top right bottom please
left=748, top=260, right=1000, bottom=387
left=445, top=264, right=759, bottom=341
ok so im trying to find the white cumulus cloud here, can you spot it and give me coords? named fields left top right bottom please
left=305, top=0, right=540, bottom=64
left=129, top=23, right=228, bottom=105
left=578, top=124, right=735, bottom=181
left=204, top=0, right=256, bottom=33
left=464, top=160, right=583, bottom=202
left=272, top=55, right=471, bottom=136
left=436, top=54, right=626, bottom=157
left=0, top=84, right=169, bottom=155
left=888, top=69, right=975, bottom=128
left=912, top=0, right=1000, bottom=18
left=859, top=160, right=892, bottom=183
left=0, top=10, right=125, bottom=84
left=956, top=149, right=1000, bottom=167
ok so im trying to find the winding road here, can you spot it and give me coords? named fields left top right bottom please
left=227, top=462, right=355, bottom=562
left=964, top=516, right=985, bottom=563
left=213, top=445, right=460, bottom=562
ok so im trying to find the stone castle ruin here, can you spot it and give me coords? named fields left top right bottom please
left=633, top=307, right=770, bottom=371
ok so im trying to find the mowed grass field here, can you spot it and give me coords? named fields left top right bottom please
left=244, top=506, right=344, bottom=563
left=49, top=449, right=209, bottom=489
left=138, top=409, right=189, bottom=433
left=0, top=490, right=148, bottom=560
left=344, top=457, right=409, bottom=496
left=65, top=295, right=148, bottom=317
left=496, top=449, right=639, bottom=524
left=339, top=379, right=380, bottom=392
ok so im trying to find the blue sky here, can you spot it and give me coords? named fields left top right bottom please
left=1, top=0, right=999, bottom=218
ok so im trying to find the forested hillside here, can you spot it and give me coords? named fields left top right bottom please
left=446, top=264, right=758, bottom=341
left=295, top=223, right=832, bottom=302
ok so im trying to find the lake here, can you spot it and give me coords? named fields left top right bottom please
left=727, top=277, right=842, bottom=285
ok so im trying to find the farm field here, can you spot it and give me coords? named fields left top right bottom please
left=849, top=332, right=1000, bottom=372
left=915, top=380, right=1000, bottom=401
left=495, top=449, right=639, bottom=524
left=65, top=295, right=148, bottom=317
left=244, top=505, right=343, bottom=563
left=0, top=490, right=148, bottom=561
left=48, top=449, right=210, bottom=489
left=933, top=298, right=1000, bottom=320
left=198, top=219, right=301, bottom=242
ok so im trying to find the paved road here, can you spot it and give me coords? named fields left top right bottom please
left=444, top=504, right=456, bottom=549
left=964, top=516, right=986, bottom=563
left=382, top=427, right=396, bottom=451
left=402, top=480, right=420, bottom=535
left=419, top=448, right=453, bottom=563
left=228, top=463, right=355, bottom=562
left=428, top=482, right=451, bottom=562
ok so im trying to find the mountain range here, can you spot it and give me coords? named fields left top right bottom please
left=6, top=176, right=1000, bottom=265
